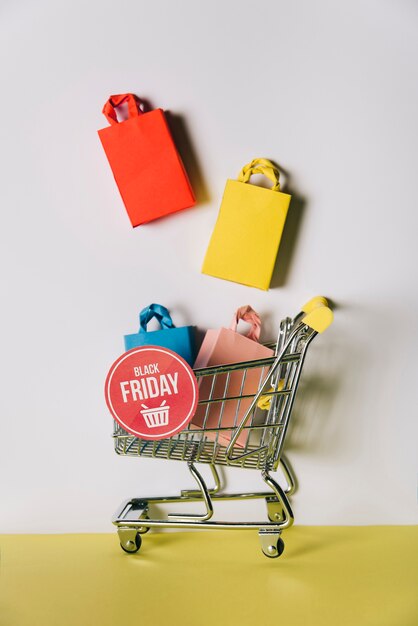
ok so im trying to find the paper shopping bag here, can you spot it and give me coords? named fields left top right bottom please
left=202, top=158, right=291, bottom=290
left=192, top=306, right=273, bottom=447
left=98, top=93, right=195, bottom=226
left=124, top=304, right=196, bottom=366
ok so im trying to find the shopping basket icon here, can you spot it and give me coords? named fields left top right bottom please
left=112, top=297, right=334, bottom=558
left=140, top=401, right=170, bottom=428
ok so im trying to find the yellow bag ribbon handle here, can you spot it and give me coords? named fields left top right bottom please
left=257, top=380, right=285, bottom=410
left=237, top=158, right=281, bottom=192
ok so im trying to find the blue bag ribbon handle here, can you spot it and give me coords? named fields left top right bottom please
left=139, top=303, right=175, bottom=332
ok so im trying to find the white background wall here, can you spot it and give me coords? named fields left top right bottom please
left=1, top=0, right=417, bottom=532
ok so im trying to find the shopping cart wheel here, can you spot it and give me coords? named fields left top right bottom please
left=263, top=537, right=285, bottom=559
left=259, top=530, right=285, bottom=558
left=119, top=530, right=142, bottom=554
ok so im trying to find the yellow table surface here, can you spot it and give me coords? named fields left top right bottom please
left=1, top=527, right=417, bottom=626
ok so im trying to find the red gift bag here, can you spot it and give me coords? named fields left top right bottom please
left=98, top=93, right=196, bottom=226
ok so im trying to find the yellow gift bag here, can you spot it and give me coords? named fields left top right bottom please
left=202, top=158, right=291, bottom=290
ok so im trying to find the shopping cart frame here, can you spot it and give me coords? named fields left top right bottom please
left=112, top=297, right=333, bottom=558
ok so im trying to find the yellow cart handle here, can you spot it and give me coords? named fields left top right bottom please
left=301, top=296, right=333, bottom=333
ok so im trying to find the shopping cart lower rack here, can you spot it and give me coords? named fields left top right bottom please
left=112, top=297, right=333, bottom=558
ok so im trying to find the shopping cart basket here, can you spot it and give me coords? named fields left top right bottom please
left=112, top=297, right=333, bottom=558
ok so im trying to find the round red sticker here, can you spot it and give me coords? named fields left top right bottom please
left=105, top=346, right=198, bottom=440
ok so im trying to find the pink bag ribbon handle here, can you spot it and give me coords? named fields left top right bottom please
left=102, top=93, right=144, bottom=126
left=229, top=305, right=261, bottom=342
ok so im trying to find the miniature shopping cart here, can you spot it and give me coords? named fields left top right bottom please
left=112, top=297, right=333, bottom=558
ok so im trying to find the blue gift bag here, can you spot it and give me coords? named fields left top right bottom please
left=124, top=303, right=196, bottom=365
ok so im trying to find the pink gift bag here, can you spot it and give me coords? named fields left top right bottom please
left=192, top=306, right=273, bottom=447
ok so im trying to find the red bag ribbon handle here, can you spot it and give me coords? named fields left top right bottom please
left=102, top=93, right=144, bottom=126
left=229, top=305, right=261, bottom=342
